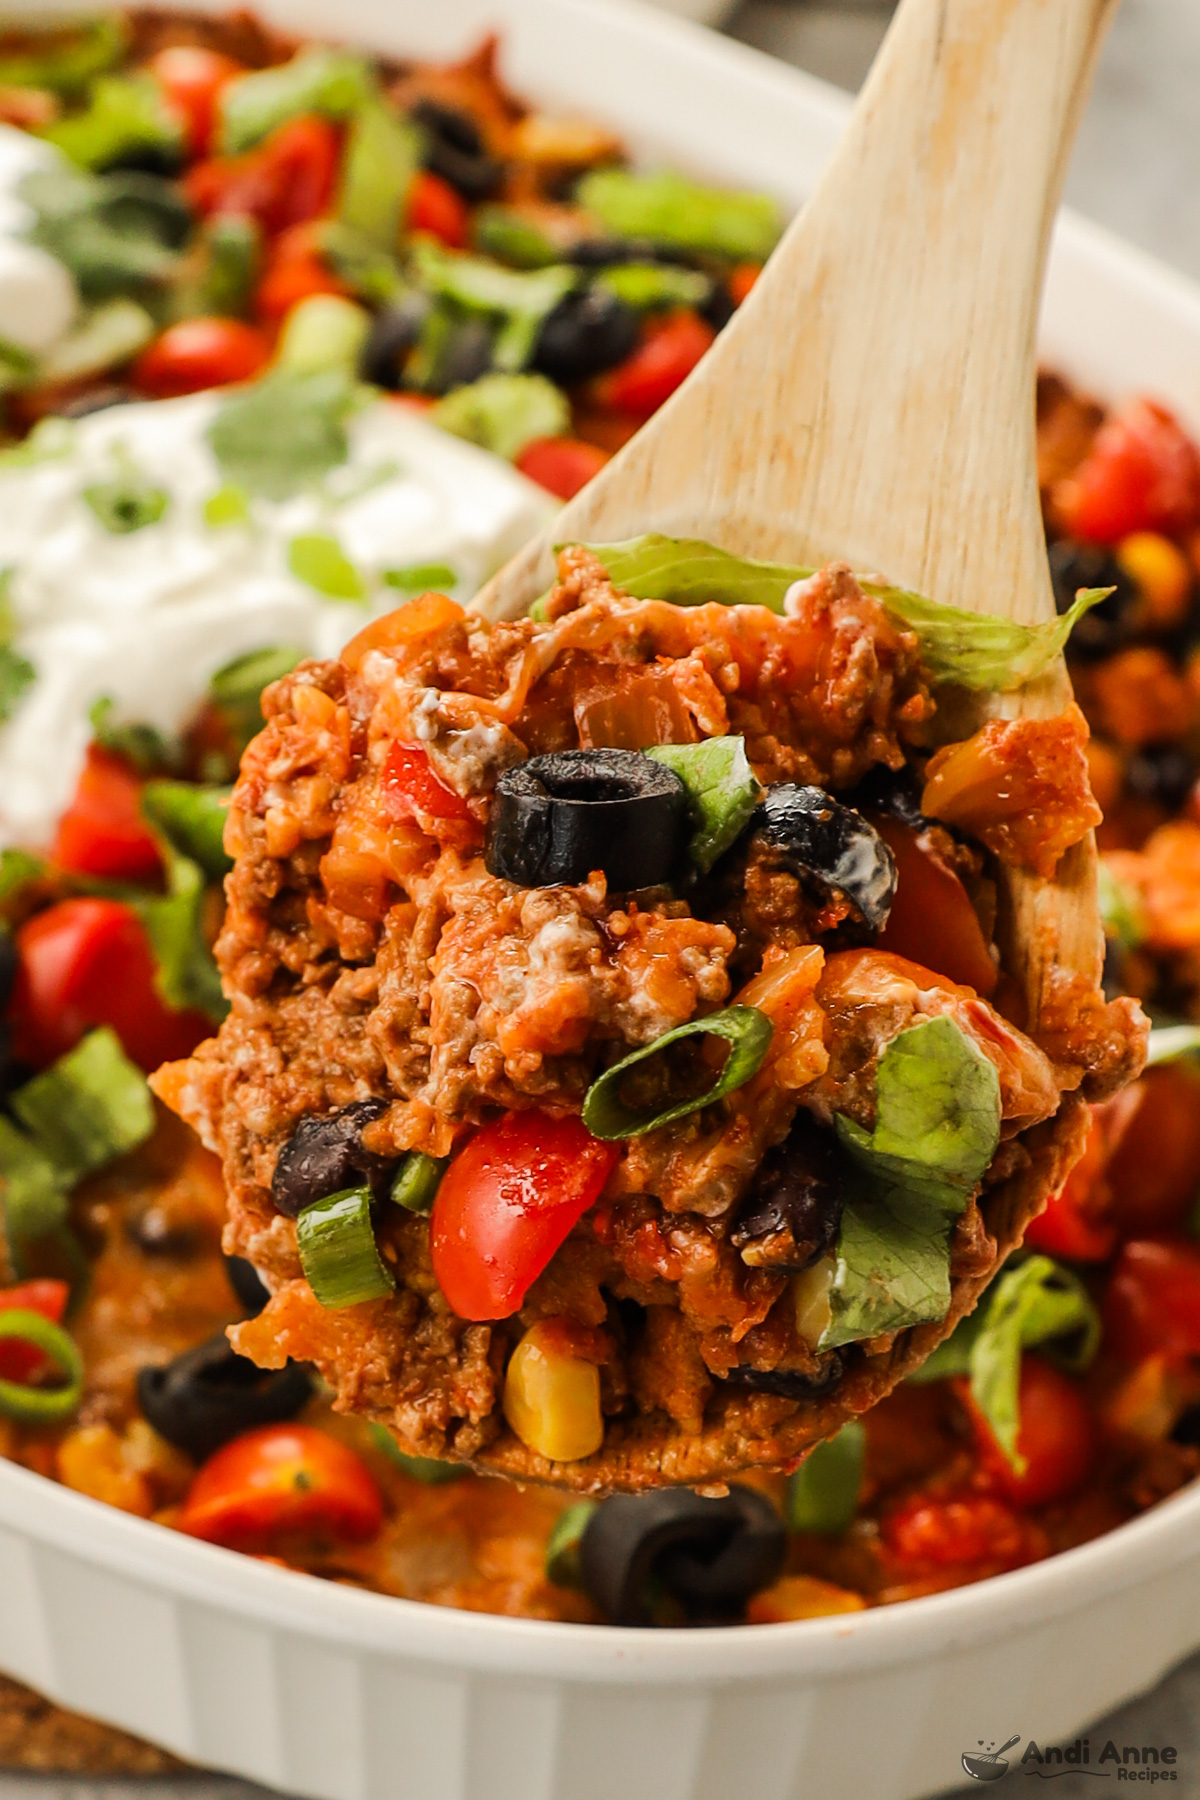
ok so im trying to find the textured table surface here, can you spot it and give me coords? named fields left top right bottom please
left=7, top=2, right=1200, bottom=1797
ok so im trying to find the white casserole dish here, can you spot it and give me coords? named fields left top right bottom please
left=2, top=2, right=1200, bottom=1795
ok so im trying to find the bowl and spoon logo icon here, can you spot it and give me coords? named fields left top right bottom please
left=962, top=1735, right=1021, bottom=1781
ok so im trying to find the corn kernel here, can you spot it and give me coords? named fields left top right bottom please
left=503, top=1321, right=603, bottom=1463
left=746, top=1575, right=867, bottom=1624
left=57, top=1425, right=153, bottom=1517
left=1117, top=531, right=1193, bottom=627
left=792, top=1255, right=836, bottom=1348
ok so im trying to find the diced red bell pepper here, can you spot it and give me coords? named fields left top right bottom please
left=958, top=1355, right=1096, bottom=1508
left=0, top=1280, right=69, bottom=1384
left=515, top=436, right=610, bottom=500
left=379, top=741, right=473, bottom=830
left=592, top=310, right=715, bottom=420
left=186, top=114, right=341, bottom=238
left=1055, top=398, right=1200, bottom=543
left=53, top=745, right=161, bottom=885
left=10, top=897, right=210, bottom=1073
left=406, top=170, right=469, bottom=249
left=179, top=1424, right=384, bottom=1548
left=430, top=1111, right=619, bottom=1320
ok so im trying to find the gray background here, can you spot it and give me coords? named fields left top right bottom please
left=6, top=0, right=1200, bottom=1795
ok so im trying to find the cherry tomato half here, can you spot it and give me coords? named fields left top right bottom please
left=959, top=1355, right=1096, bottom=1509
left=1024, top=1107, right=1118, bottom=1262
left=872, top=815, right=997, bottom=995
left=0, top=1280, right=69, bottom=1384
left=1103, top=1237, right=1200, bottom=1365
left=148, top=44, right=245, bottom=157
left=882, top=1490, right=1037, bottom=1570
left=592, top=309, right=715, bottom=420
left=186, top=114, right=340, bottom=238
left=379, top=741, right=474, bottom=830
left=10, top=897, right=210, bottom=1073
left=1104, top=1064, right=1200, bottom=1236
left=430, top=1111, right=619, bottom=1320
left=179, top=1424, right=384, bottom=1549
left=53, top=745, right=161, bottom=885
left=1055, top=398, right=1200, bottom=543
left=133, top=317, right=271, bottom=400
left=406, top=170, right=469, bottom=249
left=515, top=436, right=610, bottom=500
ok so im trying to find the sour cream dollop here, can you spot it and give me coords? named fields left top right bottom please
left=0, top=122, right=78, bottom=354
left=0, top=389, right=555, bottom=847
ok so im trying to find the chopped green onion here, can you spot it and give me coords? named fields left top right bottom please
left=1145, top=1025, right=1200, bottom=1067
left=470, top=206, right=562, bottom=270
left=219, top=48, right=374, bottom=155
left=276, top=295, right=371, bottom=379
left=581, top=1005, right=773, bottom=1140
left=432, top=372, right=570, bottom=462
left=44, top=74, right=184, bottom=172
left=0, top=1310, right=84, bottom=1424
left=82, top=475, right=168, bottom=535
left=89, top=696, right=179, bottom=775
left=390, top=1152, right=447, bottom=1215
left=141, top=781, right=231, bottom=881
left=12, top=1028, right=154, bottom=1183
left=411, top=241, right=577, bottom=373
left=34, top=298, right=156, bottom=386
left=136, top=841, right=227, bottom=1022
left=288, top=533, right=367, bottom=601
left=369, top=1422, right=466, bottom=1483
left=384, top=563, right=459, bottom=593
left=577, top=168, right=782, bottom=263
left=645, top=737, right=762, bottom=871
left=317, top=222, right=406, bottom=307
left=297, top=1186, right=395, bottom=1308
left=785, top=1422, right=865, bottom=1534
left=0, top=1117, right=69, bottom=1255
left=544, top=1500, right=598, bottom=1586
left=203, top=484, right=251, bottom=529
left=595, top=264, right=711, bottom=312
left=339, top=99, right=420, bottom=249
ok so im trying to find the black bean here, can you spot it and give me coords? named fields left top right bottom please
left=1049, top=539, right=1137, bottom=661
left=226, top=1254, right=271, bottom=1317
left=271, top=1098, right=395, bottom=1219
left=486, top=750, right=688, bottom=890
left=731, top=1111, right=845, bottom=1271
left=360, top=294, right=431, bottom=390
left=435, top=318, right=494, bottom=392
left=566, top=237, right=687, bottom=269
left=137, top=1333, right=312, bottom=1462
left=748, top=784, right=897, bottom=936
left=411, top=98, right=505, bottom=202
left=720, top=1350, right=847, bottom=1400
left=579, top=1485, right=786, bottom=1625
left=532, top=287, right=640, bottom=384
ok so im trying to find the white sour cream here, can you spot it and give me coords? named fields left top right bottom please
left=0, top=389, right=554, bottom=847
left=0, top=123, right=78, bottom=354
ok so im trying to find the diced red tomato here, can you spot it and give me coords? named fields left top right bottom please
left=10, top=898, right=210, bottom=1073
left=186, top=114, right=341, bottom=238
left=0, top=1280, right=69, bottom=1384
left=179, top=1424, right=384, bottom=1549
left=1025, top=1108, right=1118, bottom=1262
left=133, top=317, right=271, bottom=400
left=959, top=1355, right=1096, bottom=1508
left=255, top=248, right=348, bottom=329
left=872, top=816, right=997, bottom=995
left=1055, top=398, right=1200, bottom=543
left=882, top=1490, right=1037, bottom=1569
left=729, top=262, right=762, bottom=306
left=147, top=44, right=245, bottom=157
left=406, top=170, right=469, bottom=249
left=53, top=745, right=161, bottom=885
left=1103, top=1238, right=1200, bottom=1365
left=592, top=309, right=715, bottom=420
left=430, top=1111, right=619, bottom=1320
left=515, top=436, right=610, bottom=500
left=1104, top=1064, right=1200, bottom=1236
left=379, top=741, right=474, bottom=830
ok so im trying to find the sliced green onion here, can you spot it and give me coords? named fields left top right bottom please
left=384, top=563, right=459, bottom=593
left=390, top=1152, right=447, bottom=1215
left=338, top=99, right=420, bottom=249
left=0, top=1310, right=84, bottom=1423
left=1145, top=1024, right=1200, bottom=1067
left=83, top=475, right=169, bottom=535
left=297, top=1186, right=395, bottom=1308
left=203, top=484, right=251, bottom=529
left=288, top=532, right=367, bottom=601
left=785, top=1422, right=865, bottom=1534
left=544, top=1500, right=597, bottom=1586
left=276, top=294, right=371, bottom=379
left=576, top=168, right=782, bottom=263
left=369, top=1421, right=466, bottom=1483
left=12, top=1028, right=154, bottom=1184
left=0, top=1117, right=69, bottom=1252
left=470, top=206, right=562, bottom=270
left=581, top=1005, right=773, bottom=1140
left=595, top=264, right=711, bottom=312
left=645, top=737, right=762, bottom=872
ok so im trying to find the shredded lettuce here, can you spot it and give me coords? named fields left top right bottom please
left=141, top=781, right=231, bottom=882
left=339, top=98, right=420, bottom=249
left=568, top=536, right=1107, bottom=692
left=43, top=74, right=183, bottom=172
left=89, top=697, right=180, bottom=775
left=785, top=1421, right=865, bottom=1533
left=137, top=842, right=228, bottom=1023
left=0, top=15, right=127, bottom=96
left=823, top=1017, right=1001, bottom=1349
left=219, top=48, right=373, bottom=155
left=645, top=737, right=763, bottom=871
left=577, top=168, right=782, bottom=262
left=912, top=1255, right=1100, bottom=1469
left=432, top=372, right=570, bottom=462
left=595, top=264, right=711, bottom=312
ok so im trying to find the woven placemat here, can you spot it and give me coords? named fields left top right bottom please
left=0, top=1673, right=186, bottom=1776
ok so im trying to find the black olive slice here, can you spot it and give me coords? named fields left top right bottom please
left=749, top=784, right=896, bottom=935
left=1048, top=539, right=1137, bottom=661
left=847, top=763, right=928, bottom=831
left=137, top=1333, right=312, bottom=1462
left=579, top=1485, right=786, bottom=1626
left=721, top=1349, right=847, bottom=1400
left=532, top=287, right=640, bottom=384
left=731, top=1111, right=845, bottom=1272
left=226, top=1254, right=270, bottom=1317
left=411, top=98, right=505, bottom=201
left=360, top=294, right=431, bottom=390
left=486, top=750, right=688, bottom=890
left=271, top=1098, right=395, bottom=1219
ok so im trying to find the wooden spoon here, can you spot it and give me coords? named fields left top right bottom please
left=475, top=0, right=1118, bottom=1019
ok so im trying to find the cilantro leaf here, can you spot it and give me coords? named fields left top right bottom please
left=207, top=369, right=359, bottom=502
left=287, top=531, right=366, bottom=600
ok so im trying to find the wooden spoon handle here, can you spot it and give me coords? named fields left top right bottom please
left=476, top=0, right=1118, bottom=624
